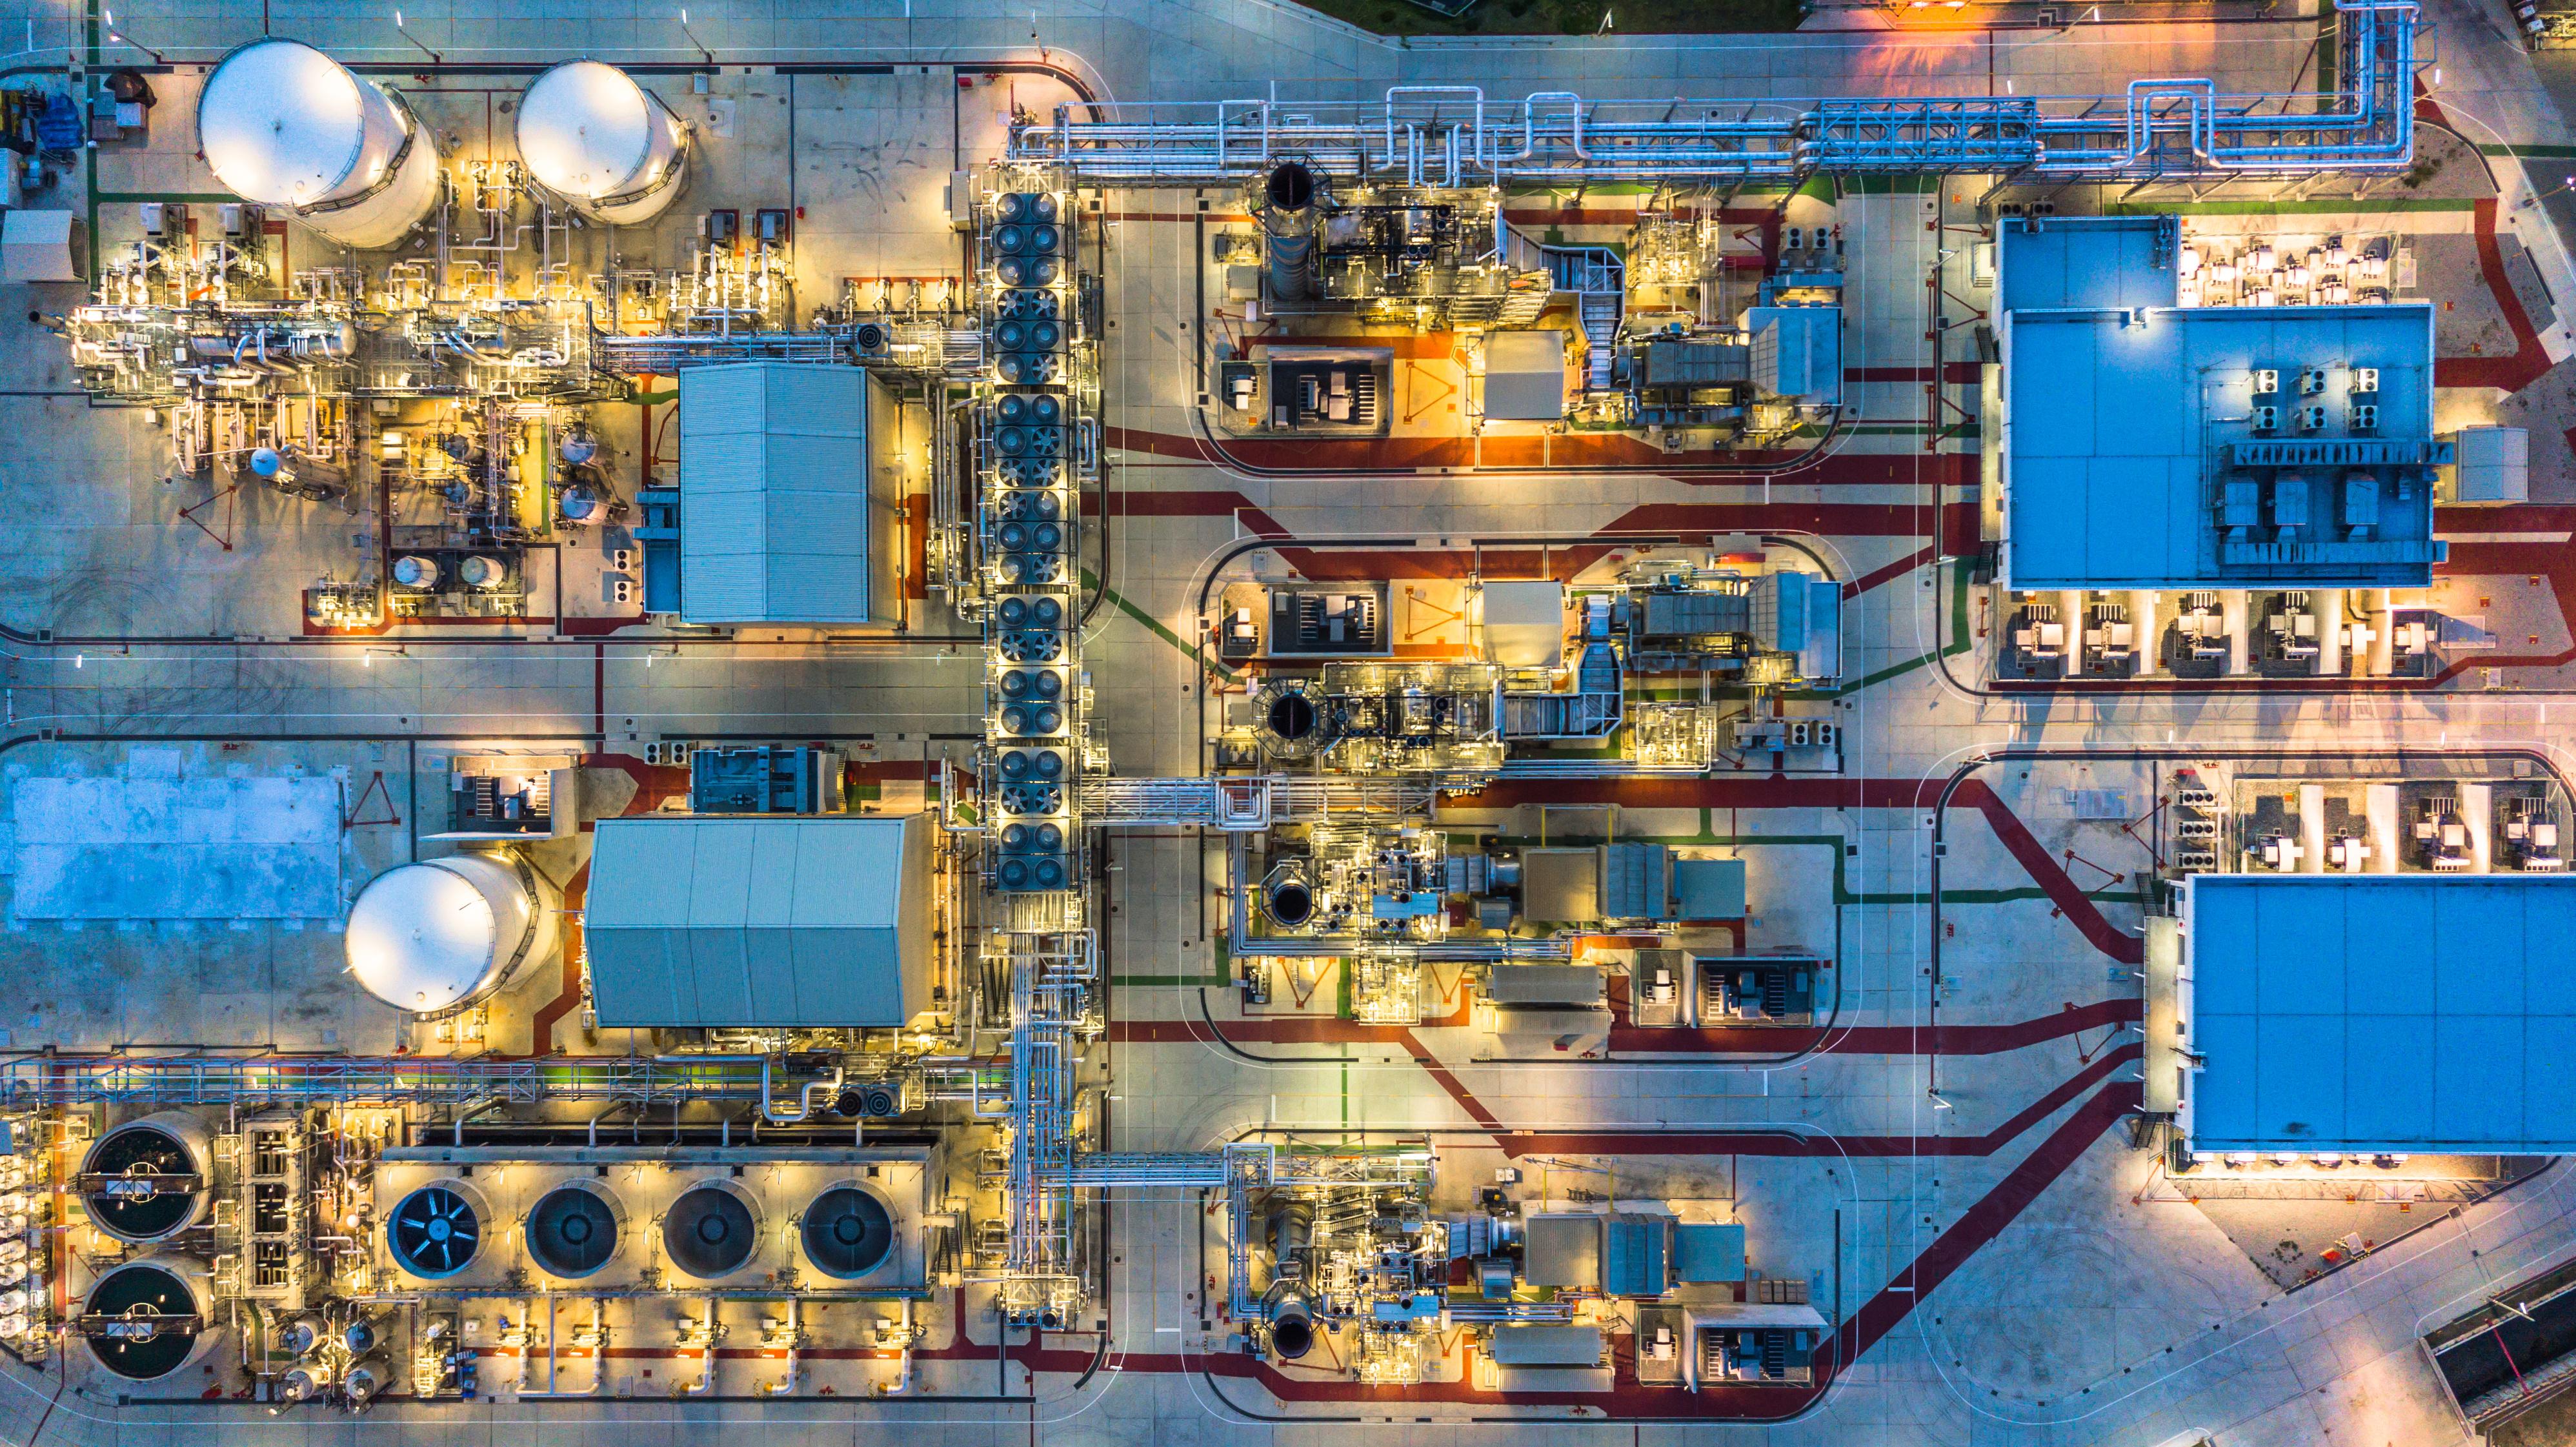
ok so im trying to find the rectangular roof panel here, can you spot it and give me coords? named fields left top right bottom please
left=2184, top=875, right=2576, bottom=1153
left=677, top=361, right=881, bottom=625
left=587, top=816, right=925, bottom=1028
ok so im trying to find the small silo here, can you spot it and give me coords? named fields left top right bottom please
left=343, top=856, right=559, bottom=1015
left=196, top=39, right=443, bottom=250
left=515, top=61, right=690, bottom=225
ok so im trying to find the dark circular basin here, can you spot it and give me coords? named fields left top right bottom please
left=801, top=1187, right=895, bottom=1279
left=662, top=1185, right=758, bottom=1279
left=526, top=1185, right=619, bottom=1279
left=1266, top=693, right=1319, bottom=742
left=84, top=1263, right=201, bottom=1381
left=1266, top=881, right=1314, bottom=927
left=83, top=1124, right=199, bottom=1242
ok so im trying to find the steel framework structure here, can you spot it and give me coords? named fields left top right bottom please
left=1011, top=0, right=2416, bottom=185
left=0, top=1051, right=790, bottom=1107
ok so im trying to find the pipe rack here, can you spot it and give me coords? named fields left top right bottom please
left=1011, top=0, right=2417, bottom=185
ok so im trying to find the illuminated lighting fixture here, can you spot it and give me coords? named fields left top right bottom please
left=390, top=8, right=441, bottom=64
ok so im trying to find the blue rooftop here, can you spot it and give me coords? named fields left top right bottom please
left=1997, top=217, right=2444, bottom=592
left=1997, top=216, right=2180, bottom=313
left=2183, top=875, right=2576, bottom=1154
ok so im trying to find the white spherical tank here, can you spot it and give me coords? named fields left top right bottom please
left=515, top=61, right=690, bottom=225
left=344, top=855, right=559, bottom=1015
left=197, top=39, right=443, bottom=250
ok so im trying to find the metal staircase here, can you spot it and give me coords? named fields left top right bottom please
left=1505, top=236, right=1625, bottom=391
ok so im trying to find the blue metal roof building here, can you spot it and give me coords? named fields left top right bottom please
left=1996, top=216, right=2446, bottom=592
left=2180, top=874, right=2576, bottom=1154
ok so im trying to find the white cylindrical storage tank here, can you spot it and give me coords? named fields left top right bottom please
left=344, top=855, right=559, bottom=1015
left=515, top=61, right=690, bottom=225
left=197, top=39, right=443, bottom=250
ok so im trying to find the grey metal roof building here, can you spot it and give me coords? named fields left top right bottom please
left=1995, top=216, right=2446, bottom=592
left=676, top=361, right=907, bottom=626
left=2179, top=873, right=2576, bottom=1154
left=585, top=815, right=931, bottom=1029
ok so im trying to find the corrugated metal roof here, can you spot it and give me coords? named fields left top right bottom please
left=585, top=816, right=927, bottom=1027
left=2184, top=874, right=2576, bottom=1153
left=1604, top=1215, right=1670, bottom=1297
left=677, top=363, right=883, bottom=625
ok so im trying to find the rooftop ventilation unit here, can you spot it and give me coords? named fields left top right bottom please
left=800, top=1184, right=898, bottom=1280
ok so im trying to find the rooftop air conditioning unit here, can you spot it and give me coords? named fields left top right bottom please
left=2297, top=405, right=2328, bottom=431
left=2251, top=405, right=2280, bottom=432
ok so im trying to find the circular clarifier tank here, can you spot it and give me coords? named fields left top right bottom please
left=515, top=61, right=691, bottom=225
left=81, top=1257, right=216, bottom=1382
left=81, top=1112, right=212, bottom=1244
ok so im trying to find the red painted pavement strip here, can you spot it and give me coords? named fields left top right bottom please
left=1482, top=1044, right=2141, bottom=1160
left=900, top=1075, right=2143, bottom=1415
left=2437, top=197, right=2553, bottom=394
left=1832, top=1078, right=2144, bottom=1368
left=1454, top=775, right=2143, bottom=967
left=1607, top=995, right=2142, bottom=1057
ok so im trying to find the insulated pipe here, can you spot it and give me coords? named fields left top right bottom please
left=2221, top=592, right=2251, bottom=675
left=2463, top=782, right=2495, bottom=873
left=1018, top=0, right=2416, bottom=185
left=758, top=1062, right=845, bottom=1124
left=2368, top=588, right=2397, bottom=676
left=2129, top=591, right=2160, bottom=676
left=2314, top=589, right=2345, bottom=676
